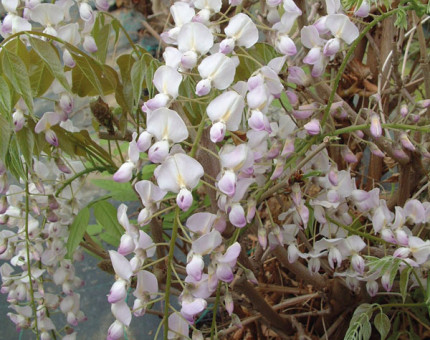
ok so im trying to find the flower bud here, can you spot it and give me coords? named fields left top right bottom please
left=224, top=291, right=234, bottom=315
left=13, top=109, right=25, bottom=132
left=400, top=104, right=408, bottom=117
left=381, top=271, right=392, bottom=292
left=366, top=280, right=378, bottom=297
left=370, top=114, right=382, bottom=138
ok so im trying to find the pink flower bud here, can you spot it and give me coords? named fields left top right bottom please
left=400, top=104, right=408, bottom=117
left=370, top=143, right=385, bottom=158
left=181, top=51, right=198, bottom=69
left=148, top=140, right=169, bottom=163
left=45, top=129, right=59, bottom=147
left=95, top=0, right=109, bottom=11
left=366, top=280, right=378, bottom=297
left=210, top=121, right=226, bottom=143
left=323, top=38, right=340, bottom=56
left=381, top=228, right=396, bottom=244
left=108, top=280, right=128, bottom=304
left=63, top=50, right=75, bottom=68
left=381, top=271, right=392, bottom=291
left=83, top=35, right=98, bottom=53
left=351, top=254, right=365, bottom=274
left=186, top=254, right=204, bottom=281
left=113, top=161, right=134, bottom=183
left=304, top=119, right=321, bottom=135
left=341, top=147, right=358, bottom=163
left=370, top=114, right=382, bottom=138
left=177, top=188, right=193, bottom=211
left=196, top=78, right=212, bottom=96
left=60, top=93, right=73, bottom=115
left=219, top=38, right=235, bottom=54
left=288, top=244, right=300, bottom=263
left=224, top=292, right=234, bottom=315
left=13, top=110, right=25, bottom=132
left=418, top=99, right=430, bottom=109
left=400, top=133, right=415, bottom=151
left=286, top=90, right=298, bottom=106
left=118, top=234, right=136, bottom=256
left=277, top=35, right=297, bottom=56
left=107, top=320, right=124, bottom=340
left=79, top=3, right=93, bottom=22
left=229, top=204, right=246, bottom=228
left=395, top=229, right=409, bottom=246
left=137, top=131, right=152, bottom=152
left=308, top=257, right=320, bottom=274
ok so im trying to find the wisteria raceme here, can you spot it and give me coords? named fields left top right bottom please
left=1, top=0, right=430, bottom=338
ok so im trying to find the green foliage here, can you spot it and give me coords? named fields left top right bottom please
left=117, top=53, right=136, bottom=114
left=0, top=75, right=12, bottom=117
left=91, top=179, right=138, bottom=201
left=16, top=126, right=35, bottom=166
left=345, top=303, right=374, bottom=340
left=0, top=115, right=12, bottom=163
left=66, top=207, right=90, bottom=258
left=93, top=200, right=123, bottom=239
left=28, top=37, right=71, bottom=92
left=375, top=312, right=391, bottom=340
left=1, top=48, right=34, bottom=114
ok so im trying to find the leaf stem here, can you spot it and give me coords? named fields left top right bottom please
left=163, top=207, right=180, bottom=340
left=25, top=165, right=39, bottom=339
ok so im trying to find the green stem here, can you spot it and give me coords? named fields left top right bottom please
left=25, top=165, right=39, bottom=339
left=329, top=123, right=430, bottom=136
left=55, top=166, right=109, bottom=197
left=321, top=5, right=413, bottom=130
left=190, top=112, right=207, bottom=158
left=210, top=282, right=222, bottom=340
left=163, top=207, right=180, bottom=340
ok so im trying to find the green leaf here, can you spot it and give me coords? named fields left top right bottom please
left=400, top=266, right=412, bottom=302
left=93, top=200, right=123, bottom=238
left=0, top=76, right=12, bottom=117
left=100, top=232, right=120, bottom=247
left=28, top=49, right=55, bottom=97
left=131, top=55, right=146, bottom=108
left=92, top=19, right=110, bottom=64
left=117, top=54, right=135, bottom=113
left=5, top=137, right=26, bottom=180
left=16, top=126, right=34, bottom=166
left=67, top=207, right=90, bottom=258
left=91, top=179, right=138, bottom=201
left=29, top=37, right=70, bottom=92
left=361, top=319, right=372, bottom=340
left=141, top=163, right=157, bottom=180
left=71, top=52, right=104, bottom=96
left=0, top=115, right=11, bottom=162
left=87, top=224, right=103, bottom=236
left=1, top=49, right=34, bottom=114
left=375, top=312, right=391, bottom=340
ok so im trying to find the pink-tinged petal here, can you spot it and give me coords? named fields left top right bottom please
left=181, top=298, right=207, bottom=322
left=220, top=143, right=251, bottom=170
left=301, top=26, right=323, bottom=49
left=219, top=38, right=235, bottom=54
left=135, top=180, right=167, bottom=206
left=63, top=49, right=75, bottom=68
left=192, top=230, right=222, bottom=255
left=210, top=121, right=226, bottom=143
left=283, top=0, right=302, bottom=14
left=83, top=35, right=98, bottom=53
left=287, top=66, right=308, bottom=86
left=128, top=138, right=139, bottom=164
left=288, top=244, right=300, bottom=263
left=366, top=280, right=378, bottom=297
left=135, top=270, right=158, bottom=299
left=229, top=204, right=246, bottom=228
left=328, top=247, right=343, bottom=269
left=195, top=78, right=212, bottom=96
left=248, top=110, right=267, bottom=131
left=326, top=14, right=359, bottom=45
left=137, top=131, right=152, bottom=152
left=163, top=47, right=182, bottom=68
left=168, top=313, right=189, bottom=339
left=153, top=65, right=182, bottom=98
left=113, top=162, right=134, bottom=183
left=137, top=230, right=156, bottom=257
left=326, top=0, right=341, bottom=15
left=220, top=242, right=241, bottom=264
left=218, top=170, right=236, bottom=197
left=132, top=299, right=146, bottom=317
left=109, top=250, right=132, bottom=281
left=45, top=129, right=59, bottom=147
left=270, top=162, right=284, bottom=180
left=247, top=84, right=270, bottom=109
left=79, top=2, right=93, bottom=22
left=303, top=47, right=322, bottom=65
left=147, top=107, right=188, bottom=144
left=107, top=320, right=123, bottom=340
left=216, top=263, right=234, bottom=282
left=341, top=147, right=358, bottom=163
left=2, top=0, right=18, bottom=13
left=138, top=208, right=151, bottom=226
left=404, top=199, right=425, bottom=224
left=118, top=234, right=135, bottom=256
left=95, top=0, right=109, bottom=11
left=143, top=93, right=169, bottom=112
left=304, top=119, right=321, bottom=135
left=177, top=188, right=193, bottom=211
left=354, top=0, right=369, bottom=17
left=224, top=291, right=234, bottom=315
left=351, top=254, right=365, bottom=274
left=395, top=229, right=409, bottom=246
left=186, top=254, right=204, bottom=281
left=111, top=300, right=132, bottom=326
left=13, top=110, right=25, bottom=132
left=381, top=271, right=392, bottom=292
left=400, top=133, right=415, bottom=151
left=381, top=228, right=397, bottom=244
left=323, top=38, right=340, bottom=56
left=30, top=3, right=64, bottom=25
left=148, top=140, right=169, bottom=164
left=181, top=50, right=198, bottom=69
left=108, top=279, right=127, bottom=304
left=186, top=212, right=217, bottom=234
left=276, top=34, right=297, bottom=56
